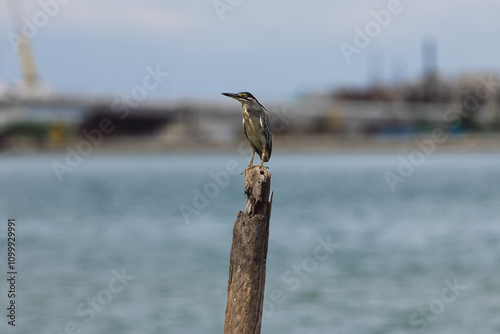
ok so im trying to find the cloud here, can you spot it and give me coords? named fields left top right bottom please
left=52, top=1, right=206, bottom=35
left=2, top=0, right=500, bottom=99
left=0, top=1, right=207, bottom=42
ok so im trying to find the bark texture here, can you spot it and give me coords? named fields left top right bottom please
left=223, top=166, right=272, bottom=334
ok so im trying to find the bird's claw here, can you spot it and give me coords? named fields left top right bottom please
left=241, top=164, right=269, bottom=175
left=241, top=165, right=254, bottom=175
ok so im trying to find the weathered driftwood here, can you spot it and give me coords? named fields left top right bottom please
left=223, top=166, right=273, bottom=334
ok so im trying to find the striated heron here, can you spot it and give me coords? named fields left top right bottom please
left=222, top=92, right=272, bottom=174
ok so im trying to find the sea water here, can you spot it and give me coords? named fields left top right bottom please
left=1, top=152, right=499, bottom=334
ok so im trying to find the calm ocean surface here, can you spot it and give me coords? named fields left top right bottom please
left=1, top=152, right=500, bottom=334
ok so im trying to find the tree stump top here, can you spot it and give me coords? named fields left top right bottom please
left=244, top=167, right=272, bottom=216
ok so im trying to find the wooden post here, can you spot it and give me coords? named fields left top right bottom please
left=223, top=166, right=273, bottom=334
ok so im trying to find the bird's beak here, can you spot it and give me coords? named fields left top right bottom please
left=222, top=92, right=241, bottom=100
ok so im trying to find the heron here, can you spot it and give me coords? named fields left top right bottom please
left=222, top=92, right=272, bottom=174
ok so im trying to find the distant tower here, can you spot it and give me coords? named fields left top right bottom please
left=422, top=37, right=439, bottom=102
left=367, top=49, right=384, bottom=86
left=422, top=36, right=438, bottom=80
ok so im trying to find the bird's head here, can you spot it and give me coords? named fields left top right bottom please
left=222, top=92, right=260, bottom=105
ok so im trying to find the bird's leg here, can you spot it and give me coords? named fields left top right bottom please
left=241, top=148, right=256, bottom=175
left=258, top=148, right=268, bottom=169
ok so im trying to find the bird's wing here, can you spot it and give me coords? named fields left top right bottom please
left=260, top=114, right=272, bottom=161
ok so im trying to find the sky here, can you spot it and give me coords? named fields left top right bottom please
left=0, top=0, right=500, bottom=103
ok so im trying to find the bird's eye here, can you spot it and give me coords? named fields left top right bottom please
left=240, top=93, right=247, bottom=99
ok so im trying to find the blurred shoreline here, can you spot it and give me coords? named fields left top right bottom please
left=3, top=133, right=500, bottom=155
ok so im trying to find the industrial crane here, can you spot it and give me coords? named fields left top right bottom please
left=6, top=0, right=39, bottom=91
